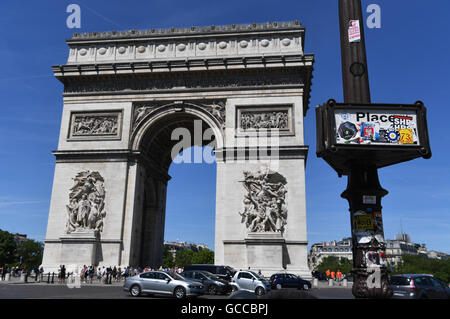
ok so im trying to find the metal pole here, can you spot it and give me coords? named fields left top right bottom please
left=339, top=0, right=371, bottom=104
left=338, top=0, right=392, bottom=298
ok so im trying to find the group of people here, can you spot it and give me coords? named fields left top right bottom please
left=55, top=265, right=186, bottom=284
left=325, top=269, right=345, bottom=281
left=0, top=265, right=43, bottom=280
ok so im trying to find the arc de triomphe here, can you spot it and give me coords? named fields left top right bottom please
left=42, top=21, right=314, bottom=277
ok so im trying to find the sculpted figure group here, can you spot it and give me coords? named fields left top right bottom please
left=66, top=171, right=107, bottom=234
left=238, top=167, right=288, bottom=233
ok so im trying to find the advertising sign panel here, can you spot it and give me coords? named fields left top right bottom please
left=334, top=109, right=419, bottom=146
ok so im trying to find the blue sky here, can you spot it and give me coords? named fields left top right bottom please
left=0, top=1, right=449, bottom=254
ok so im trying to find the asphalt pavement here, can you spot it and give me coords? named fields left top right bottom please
left=0, top=282, right=354, bottom=299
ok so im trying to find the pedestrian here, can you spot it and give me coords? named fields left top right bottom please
left=325, top=269, right=331, bottom=280
left=97, top=267, right=102, bottom=283
left=336, top=270, right=342, bottom=282
left=61, top=265, right=66, bottom=284
left=331, top=271, right=335, bottom=281
left=112, top=266, right=117, bottom=282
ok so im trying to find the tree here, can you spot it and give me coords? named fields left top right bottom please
left=392, top=255, right=450, bottom=283
left=162, top=246, right=175, bottom=268
left=175, top=249, right=195, bottom=267
left=0, top=229, right=18, bottom=265
left=191, top=249, right=214, bottom=264
left=317, top=256, right=352, bottom=275
left=16, top=239, right=43, bottom=270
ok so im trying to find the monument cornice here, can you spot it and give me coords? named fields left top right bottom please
left=53, top=54, right=314, bottom=77
left=68, top=21, right=304, bottom=42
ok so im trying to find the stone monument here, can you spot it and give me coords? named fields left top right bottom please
left=42, top=21, right=314, bottom=277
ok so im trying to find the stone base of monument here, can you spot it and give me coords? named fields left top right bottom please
left=245, top=232, right=286, bottom=274
left=59, top=229, right=99, bottom=272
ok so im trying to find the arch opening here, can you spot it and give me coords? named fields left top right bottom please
left=129, top=105, right=220, bottom=268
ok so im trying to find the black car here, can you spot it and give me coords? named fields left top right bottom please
left=270, top=273, right=312, bottom=290
left=182, top=270, right=232, bottom=295
left=183, top=264, right=236, bottom=282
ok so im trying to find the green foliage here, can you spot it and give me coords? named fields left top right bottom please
left=317, top=256, right=352, bottom=275
left=0, top=229, right=17, bottom=265
left=175, top=249, right=195, bottom=267
left=191, top=249, right=214, bottom=265
left=162, top=247, right=215, bottom=268
left=0, top=229, right=43, bottom=269
left=16, top=239, right=44, bottom=270
left=162, top=245, right=175, bottom=268
left=392, top=255, right=450, bottom=283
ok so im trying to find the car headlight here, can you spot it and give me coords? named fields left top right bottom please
left=188, top=284, right=203, bottom=289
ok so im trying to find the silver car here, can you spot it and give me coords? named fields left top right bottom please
left=123, top=271, right=205, bottom=298
left=232, top=271, right=271, bottom=296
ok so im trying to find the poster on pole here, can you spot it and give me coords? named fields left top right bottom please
left=334, top=109, right=420, bottom=146
left=348, top=20, right=361, bottom=42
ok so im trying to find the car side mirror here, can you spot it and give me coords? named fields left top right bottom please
left=165, top=278, right=171, bottom=282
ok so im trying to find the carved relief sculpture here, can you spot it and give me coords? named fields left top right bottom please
left=240, top=110, right=289, bottom=130
left=66, top=171, right=107, bottom=234
left=238, top=167, right=288, bottom=233
left=201, top=100, right=226, bottom=130
left=133, top=105, right=155, bottom=126
left=71, top=114, right=118, bottom=136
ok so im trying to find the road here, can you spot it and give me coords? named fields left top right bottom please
left=0, top=283, right=354, bottom=299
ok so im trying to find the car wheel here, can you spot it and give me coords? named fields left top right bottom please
left=231, top=285, right=239, bottom=293
left=208, top=285, right=218, bottom=295
left=303, top=284, right=309, bottom=290
left=255, top=287, right=265, bottom=296
left=174, top=286, right=186, bottom=299
left=130, top=285, right=141, bottom=297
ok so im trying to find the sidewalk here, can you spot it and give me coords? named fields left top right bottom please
left=0, top=277, right=124, bottom=287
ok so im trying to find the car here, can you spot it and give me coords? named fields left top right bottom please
left=232, top=270, right=271, bottom=296
left=183, top=264, right=236, bottom=282
left=270, top=273, right=312, bottom=290
left=390, top=274, right=450, bottom=299
left=123, top=270, right=205, bottom=299
left=182, top=270, right=232, bottom=295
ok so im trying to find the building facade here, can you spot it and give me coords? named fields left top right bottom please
left=308, top=237, right=353, bottom=271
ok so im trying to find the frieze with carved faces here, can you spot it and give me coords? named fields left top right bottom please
left=65, top=171, right=107, bottom=234
left=238, top=167, right=288, bottom=233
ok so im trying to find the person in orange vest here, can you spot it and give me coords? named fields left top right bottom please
left=331, top=271, right=335, bottom=281
left=336, top=270, right=342, bottom=282
left=325, top=269, right=331, bottom=280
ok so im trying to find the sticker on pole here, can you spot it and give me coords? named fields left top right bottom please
left=334, top=109, right=420, bottom=145
left=348, top=20, right=361, bottom=43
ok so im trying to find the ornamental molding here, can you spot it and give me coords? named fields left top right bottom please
left=65, top=21, right=305, bottom=65
left=132, top=100, right=226, bottom=131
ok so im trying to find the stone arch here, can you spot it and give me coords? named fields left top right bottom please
left=131, top=101, right=224, bottom=153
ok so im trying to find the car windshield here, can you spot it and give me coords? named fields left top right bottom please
left=249, top=271, right=263, bottom=280
left=202, top=271, right=220, bottom=280
left=165, top=272, right=185, bottom=280
left=390, top=276, right=411, bottom=286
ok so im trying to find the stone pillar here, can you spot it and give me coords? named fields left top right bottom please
left=329, top=279, right=334, bottom=287
left=5, top=273, right=10, bottom=281
left=343, top=278, right=348, bottom=287
left=313, top=278, right=319, bottom=287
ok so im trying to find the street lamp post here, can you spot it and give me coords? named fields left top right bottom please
left=337, top=0, right=392, bottom=299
